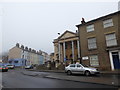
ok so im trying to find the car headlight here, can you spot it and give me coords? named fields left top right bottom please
left=91, top=69, right=97, bottom=71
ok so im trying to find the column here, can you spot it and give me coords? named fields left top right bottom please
left=63, top=42, right=66, bottom=62
left=72, top=41, right=74, bottom=61
left=77, top=40, right=80, bottom=59
left=119, top=51, right=120, bottom=60
left=58, top=43, right=61, bottom=61
left=109, top=51, right=114, bottom=70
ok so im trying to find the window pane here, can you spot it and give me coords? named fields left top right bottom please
left=103, top=19, right=113, bottom=28
left=88, top=38, right=97, bottom=49
left=106, top=39, right=117, bottom=46
left=90, top=55, right=99, bottom=66
left=86, top=24, right=94, bottom=32
left=77, top=64, right=81, bottom=67
left=103, top=19, right=112, bottom=24
left=106, top=33, right=115, bottom=40
left=70, top=64, right=75, bottom=67
left=88, top=38, right=96, bottom=44
left=106, top=33, right=117, bottom=47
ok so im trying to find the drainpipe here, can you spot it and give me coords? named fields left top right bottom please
left=77, top=29, right=82, bottom=64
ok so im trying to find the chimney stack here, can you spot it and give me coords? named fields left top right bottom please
left=81, top=18, right=85, bottom=24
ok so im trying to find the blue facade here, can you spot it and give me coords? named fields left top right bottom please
left=8, top=58, right=26, bottom=67
left=39, top=55, right=44, bottom=65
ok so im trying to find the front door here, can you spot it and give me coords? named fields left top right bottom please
left=112, top=52, right=120, bottom=69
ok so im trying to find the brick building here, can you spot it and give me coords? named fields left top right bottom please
left=76, top=11, right=120, bottom=71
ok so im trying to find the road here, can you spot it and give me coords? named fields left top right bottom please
left=1, top=68, right=119, bottom=88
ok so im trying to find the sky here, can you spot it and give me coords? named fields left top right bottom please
left=0, top=0, right=119, bottom=55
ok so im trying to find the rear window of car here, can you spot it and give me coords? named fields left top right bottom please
left=69, top=64, right=75, bottom=67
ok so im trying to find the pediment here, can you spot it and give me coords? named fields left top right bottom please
left=59, top=30, right=77, bottom=39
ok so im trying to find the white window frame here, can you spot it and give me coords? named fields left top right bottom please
left=90, top=55, right=99, bottom=67
left=103, top=19, right=113, bottom=28
left=105, top=33, right=117, bottom=47
left=86, top=24, right=94, bottom=32
left=88, top=37, right=97, bottom=49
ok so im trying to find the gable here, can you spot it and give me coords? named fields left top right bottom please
left=59, top=31, right=76, bottom=39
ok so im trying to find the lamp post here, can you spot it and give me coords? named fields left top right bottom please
left=57, top=32, right=66, bottom=65
left=57, top=33, right=61, bottom=63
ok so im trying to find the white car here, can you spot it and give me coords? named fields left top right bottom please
left=25, top=65, right=33, bottom=69
left=65, top=64, right=100, bottom=76
left=7, top=65, right=15, bottom=69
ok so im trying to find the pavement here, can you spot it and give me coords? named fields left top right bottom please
left=30, top=69, right=120, bottom=75
left=21, top=69, right=120, bottom=88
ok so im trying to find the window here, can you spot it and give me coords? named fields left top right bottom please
left=77, top=64, right=81, bottom=67
left=14, top=61, right=18, bottom=63
left=90, top=55, right=99, bottom=66
left=103, top=19, right=113, bottom=28
left=9, top=61, right=12, bottom=63
left=88, top=37, right=97, bottom=49
left=105, top=33, right=117, bottom=47
left=70, top=64, right=75, bottom=67
left=86, top=24, right=94, bottom=32
left=22, top=55, right=24, bottom=59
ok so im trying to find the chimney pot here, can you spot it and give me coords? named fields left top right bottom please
left=81, top=18, right=85, bottom=24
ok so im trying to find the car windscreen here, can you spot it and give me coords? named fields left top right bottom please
left=81, top=64, right=88, bottom=67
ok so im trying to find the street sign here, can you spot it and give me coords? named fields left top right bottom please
left=64, top=58, right=66, bottom=62
left=82, top=56, right=89, bottom=60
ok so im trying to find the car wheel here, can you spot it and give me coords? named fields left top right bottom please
left=67, top=70, right=72, bottom=75
left=85, top=71, right=91, bottom=76
left=5, top=70, right=8, bottom=72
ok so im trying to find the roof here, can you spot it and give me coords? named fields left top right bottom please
left=76, top=11, right=120, bottom=27
left=53, top=30, right=78, bottom=43
left=58, top=30, right=77, bottom=39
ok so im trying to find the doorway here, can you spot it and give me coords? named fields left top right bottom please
left=112, top=52, right=120, bottom=69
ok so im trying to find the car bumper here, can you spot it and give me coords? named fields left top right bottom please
left=2, top=69, right=8, bottom=72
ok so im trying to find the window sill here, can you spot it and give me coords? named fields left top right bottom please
left=88, top=48, right=97, bottom=51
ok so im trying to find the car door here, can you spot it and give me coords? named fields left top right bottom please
left=69, top=64, right=76, bottom=73
left=76, top=64, right=85, bottom=74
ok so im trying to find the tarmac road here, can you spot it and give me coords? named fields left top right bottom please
left=1, top=68, right=119, bottom=88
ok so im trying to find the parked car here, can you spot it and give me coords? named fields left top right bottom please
left=7, top=65, right=15, bottom=69
left=65, top=64, right=100, bottom=76
left=0, top=65, right=8, bottom=72
left=25, top=65, right=33, bottom=69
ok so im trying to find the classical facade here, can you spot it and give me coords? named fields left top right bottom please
left=53, top=30, right=80, bottom=65
left=8, top=43, right=44, bottom=66
left=76, top=11, right=120, bottom=71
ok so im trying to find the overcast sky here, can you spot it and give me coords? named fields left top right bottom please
left=0, top=0, right=119, bottom=55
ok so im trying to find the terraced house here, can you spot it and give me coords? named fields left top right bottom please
left=76, top=11, right=120, bottom=71
left=8, top=43, right=44, bottom=66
